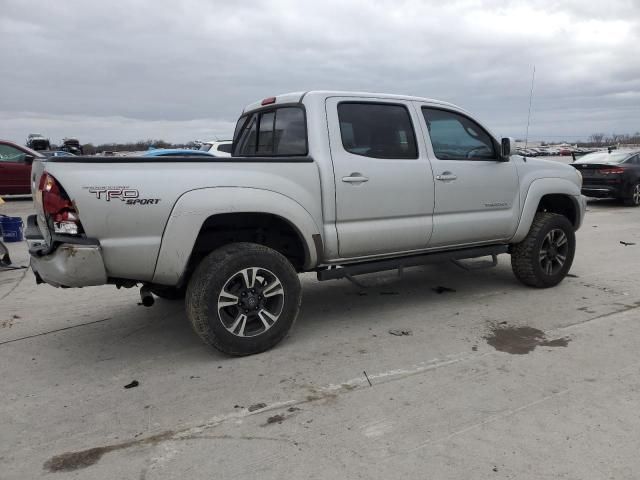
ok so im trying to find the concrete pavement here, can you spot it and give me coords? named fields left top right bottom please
left=1, top=196, right=639, bottom=479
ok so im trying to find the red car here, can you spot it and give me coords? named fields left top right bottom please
left=0, top=140, right=43, bottom=195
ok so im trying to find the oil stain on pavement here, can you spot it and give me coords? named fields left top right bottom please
left=485, top=324, right=570, bottom=355
left=43, top=431, right=175, bottom=472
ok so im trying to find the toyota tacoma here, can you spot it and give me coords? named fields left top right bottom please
left=26, top=91, right=586, bottom=355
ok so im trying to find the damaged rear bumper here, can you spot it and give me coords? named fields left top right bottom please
left=26, top=215, right=107, bottom=288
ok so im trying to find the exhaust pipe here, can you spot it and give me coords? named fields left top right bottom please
left=139, top=285, right=155, bottom=307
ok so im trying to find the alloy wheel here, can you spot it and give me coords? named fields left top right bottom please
left=217, top=267, right=285, bottom=337
left=632, top=184, right=640, bottom=206
left=538, top=228, right=569, bottom=276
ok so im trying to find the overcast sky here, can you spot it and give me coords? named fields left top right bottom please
left=1, top=0, right=639, bottom=145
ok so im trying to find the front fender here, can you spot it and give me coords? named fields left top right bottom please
left=152, top=187, right=321, bottom=285
left=511, top=178, right=584, bottom=243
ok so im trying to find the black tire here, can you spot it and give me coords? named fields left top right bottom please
left=185, top=242, right=302, bottom=356
left=150, top=285, right=186, bottom=300
left=623, top=182, right=640, bottom=207
left=511, top=212, right=576, bottom=288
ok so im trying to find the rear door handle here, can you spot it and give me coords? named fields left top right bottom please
left=342, top=173, right=369, bottom=184
left=435, top=172, right=457, bottom=181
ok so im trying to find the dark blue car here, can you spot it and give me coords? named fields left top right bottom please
left=142, top=149, right=216, bottom=157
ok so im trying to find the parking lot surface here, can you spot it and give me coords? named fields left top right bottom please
left=1, top=194, right=639, bottom=479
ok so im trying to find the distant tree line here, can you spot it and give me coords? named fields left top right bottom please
left=534, top=132, right=640, bottom=148
left=583, top=132, right=640, bottom=147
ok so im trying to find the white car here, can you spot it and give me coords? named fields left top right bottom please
left=199, top=140, right=232, bottom=157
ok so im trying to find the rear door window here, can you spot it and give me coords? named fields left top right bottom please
left=233, top=107, right=307, bottom=156
left=422, top=108, right=496, bottom=160
left=235, top=115, right=258, bottom=155
left=337, top=102, right=418, bottom=159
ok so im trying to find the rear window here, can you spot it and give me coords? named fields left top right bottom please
left=337, top=102, right=418, bottom=159
left=578, top=152, right=630, bottom=164
left=233, top=106, right=307, bottom=156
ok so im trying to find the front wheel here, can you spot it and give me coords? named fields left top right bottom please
left=511, top=212, right=576, bottom=288
left=186, top=242, right=302, bottom=356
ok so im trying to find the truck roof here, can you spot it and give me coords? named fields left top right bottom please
left=242, top=90, right=465, bottom=114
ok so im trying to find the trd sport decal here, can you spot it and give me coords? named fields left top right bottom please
left=84, top=186, right=161, bottom=205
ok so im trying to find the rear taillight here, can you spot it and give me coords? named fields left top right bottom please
left=38, top=173, right=83, bottom=235
left=598, top=167, right=625, bottom=175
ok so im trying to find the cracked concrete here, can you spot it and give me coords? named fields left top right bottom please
left=1, top=196, right=640, bottom=479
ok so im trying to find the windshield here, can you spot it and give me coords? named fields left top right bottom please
left=578, top=152, right=629, bottom=164
left=199, top=144, right=212, bottom=151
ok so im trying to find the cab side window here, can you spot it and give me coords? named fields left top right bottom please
left=338, top=102, right=418, bottom=159
left=422, top=108, right=496, bottom=160
left=0, top=145, right=26, bottom=163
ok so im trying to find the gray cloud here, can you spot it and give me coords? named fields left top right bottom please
left=1, top=0, right=638, bottom=144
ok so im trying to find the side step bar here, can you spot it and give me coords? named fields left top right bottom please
left=316, top=245, right=509, bottom=281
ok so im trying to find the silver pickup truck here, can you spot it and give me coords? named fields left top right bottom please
left=27, top=91, right=586, bottom=355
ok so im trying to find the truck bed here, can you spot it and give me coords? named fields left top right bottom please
left=31, top=155, right=322, bottom=282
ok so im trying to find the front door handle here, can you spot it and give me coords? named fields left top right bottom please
left=435, top=171, right=457, bottom=182
left=342, top=173, right=369, bottom=184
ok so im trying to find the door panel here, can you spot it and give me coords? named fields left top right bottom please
left=0, top=144, right=31, bottom=194
left=326, top=97, right=435, bottom=258
left=417, top=104, right=520, bottom=246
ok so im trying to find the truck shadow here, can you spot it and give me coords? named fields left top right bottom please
left=294, top=261, right=518, bottom=342
left=23, top=260, right=526, bottom=365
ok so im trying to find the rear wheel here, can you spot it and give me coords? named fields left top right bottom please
left=186, top=242, right=302, bottom=356
left=511, top=212, right=576, bottom=288
left=623, top=182, right=640, bottom=206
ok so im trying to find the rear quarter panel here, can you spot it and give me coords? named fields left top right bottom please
left=41, top=160, right=323, bottom=281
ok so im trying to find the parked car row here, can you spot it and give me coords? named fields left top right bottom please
left=0, top=138, right=231, bottom=195
left=515, top=147, right=599, bottom=157
left=25, top=133, right=84, bottom=154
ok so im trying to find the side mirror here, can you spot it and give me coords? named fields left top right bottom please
left=24, top=154, right=35, bottom=164
left=500, top=137, right=514, bottom=161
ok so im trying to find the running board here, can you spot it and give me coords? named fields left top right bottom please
left=316, top=245, right=509, bottom=281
